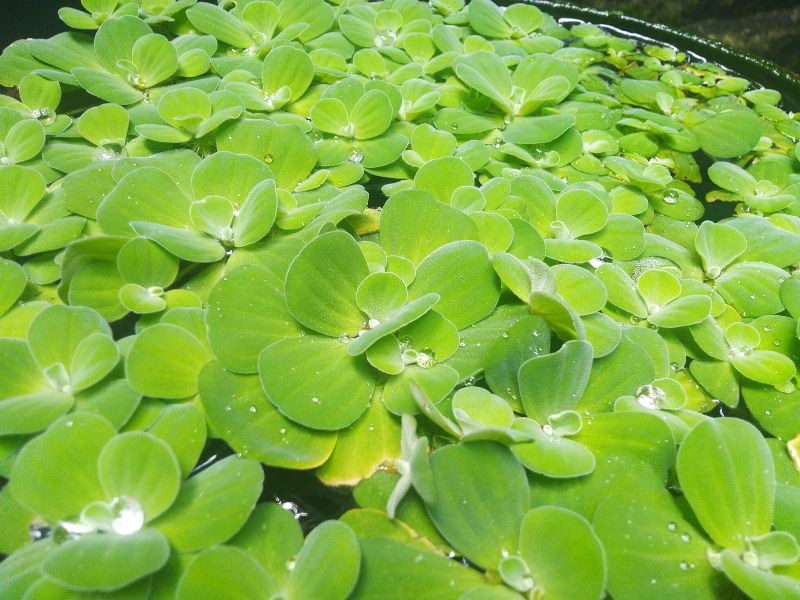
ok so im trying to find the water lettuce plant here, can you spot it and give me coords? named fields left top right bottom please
left=1, top=0, right=800, bottom=597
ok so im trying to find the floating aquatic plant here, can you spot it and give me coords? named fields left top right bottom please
left=1, top=0, right=800, bottom=598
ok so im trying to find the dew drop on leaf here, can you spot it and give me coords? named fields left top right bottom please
left=110, top=496, right=144, bottom=535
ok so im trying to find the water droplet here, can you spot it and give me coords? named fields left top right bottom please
left=542, top=424, right=554, bottom=436
left=679, top=561, right=689, bottom=571
left=311, top=396, right=321, bottom=404
left=663, top=189, right=679, bottom=204
left=667, top=521, right=677, bottom=532
left=636, top=384, right=665, bottom=409
left=264, top=153, right=274, bottom=163
left=368, top=318, right=380, bottom=329
left=680, top=533, right=691, bottom=542
left=33, top=107, right=55, bottom=125
left=416, top=351, right=436, bottom=369
left=65, top=420, right=73, bottom=428
left=450, top=122, right=459, bottom=131
left=225, top=405, right=232, bottom=412
left=765, top=409, right=772, bottom=416
left=501, top=332, right=509, bottom=339
left=349, top=150, right=364, bottom=164
left=458, top=340, right=467, bottom=348
left=338, top=334, right=350, bottom=344
left=248, top=405, right=257, bottom=413
left=110, top=496, right=144, bottom=535
left=464, top=376, right=476, bottom=386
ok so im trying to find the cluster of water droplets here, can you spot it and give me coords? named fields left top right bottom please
left=635, top=384, right=666, bottom=409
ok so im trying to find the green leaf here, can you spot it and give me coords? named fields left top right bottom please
left=692, top=110, right=762, bottom=158
left=351, top=538, right=485, bottom=600
left=186, top=3, right=253, bottom=48
left=503, top=115, right=576, bottom=145
left=426, top=442, right=529, bottom=569
left=356, top=272, right=408, bottom=321
left=152, top=455, right=263, bottom=553
left=552, top=264, right=607, bottom=316
left=518, top=340, right=593, bottom=420
left=695, top=221, right=747, bottom=279
left=5, top=119, right=46, bottom=163
left=720, top=549, right=800, bottom=600
left=415, top=157, right=474, bottom=204
left=408, top=241, right=500, bottom=329
left=348, top=293, right=440, bottom=357
left=72, top=67, right=142, bottom=105
left=11, top=413, right=115, bottom=521
left=485, top=316, right=551, bottom=410
left=380, top=190, right=479, bottom=265
left=288, top=521, right=361, bottom=600
left=42, top=529, right=170, bottom=592
left=230, top=502, right=303, bottom=589
left=97, top=432, right=181, bottom=522
left=707, top=161, right=757, bottom=195
left=126, top=323, right=211, bottom=399
left=351, top=90, right=393, bottom=140
left=259, top=335, right=375, bottom=430
left=594, top=489, right=733, bottom=600
left=177, top=545, right=277, bottom=600
left=512, top=418, right=596, bottom=478
left=284, top=230, right=368, bottom=338
left=579, top=335, right=656, bottom=414
left=317, top=389, right=402, bottom=486
left=117, top=237, right=179, bottom=287
left=98, top=167, right=191, bottom=236
left=519, top=506, right=606, bottom=600
left=200, top=361, right=336, bottom=469
left=69, top=333, right=119, bottom=393
left=0, top=259, right=26, bottom=316
left=529, top=291, right=586, bottom=342
left=453, top=51, right=512, bottom=112
left=232, top=180, right=277, bottom=247
left=132, top=34, right=177, bottom=88
left=136, top=404, right=203, bottom=480
left=78, top=103, right=129, bottom=147
left=677, top=418, right=774, bottom=553
left=207, top=264, right=301, bottom=374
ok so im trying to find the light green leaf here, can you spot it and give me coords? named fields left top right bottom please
left=692, top=110, right=762, bottom=158
left=288, top=521, right=361, bottom=600
left=126, top=323, right=211, bottom=399
left=177, top=545, right=277, bottom=600
left=97, top=432, right=181, bottom=522
left=200, top=361, right=336, bottom=469
left=408, top=241, right=500, bottom=329
left=284, top=230, right=368, bottom=338
left=380, top=190, right=479, bottom=265
left=259, top=335, right=375, bottom=430
left=518, top=340, right=592, bottom=421
left=519, top=506, right=606, bottom=600
left=426, top=442, right=529, bottom=569
left=152, top=455, right=263, bottom=553
left=42, top=529, right=170, bottom=592
left=10, top=413, right=115, bottom=521
left=677, top=418, right=774, bottom=553
left=207, top=264, right=301, bottom=374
